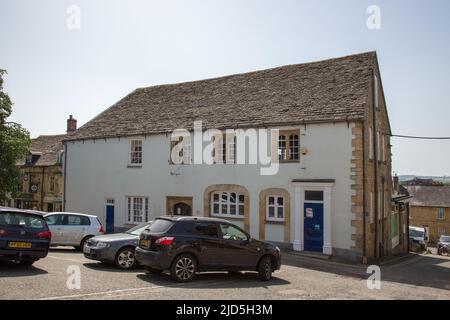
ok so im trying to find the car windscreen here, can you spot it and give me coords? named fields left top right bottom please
left=145, top=219, right=174, bottom=233
left=410, top=229, right=424, bottom=238
left=126, top=221, right=153, bottom=235
left=0, top=212, right=46, bottom=229
left=440, top=236, right=450, bottom=242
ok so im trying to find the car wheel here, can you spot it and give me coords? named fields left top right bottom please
left=115, top=247, right=137, bottom=270
left=144, top=266, right=163, bottom=274
left=257, top=256, right=272, bottom=281
left=170, top=254, right=197, bottom=282
left=77, top=236, right=93, bottom=252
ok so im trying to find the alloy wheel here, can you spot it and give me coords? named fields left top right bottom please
left=175, top=257, right=195, bottom=280
left=117, top=250, right=135, bottom=269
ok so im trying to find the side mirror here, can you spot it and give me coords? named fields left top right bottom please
left=240, top=238, right=250, bottom=246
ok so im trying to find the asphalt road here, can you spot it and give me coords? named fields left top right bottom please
left=1, top=248, right=449, bottom=300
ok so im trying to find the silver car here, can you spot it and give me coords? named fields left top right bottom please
left=83, top=222, right=152, bottom=270
left=44, top=212, right=105, bottom=250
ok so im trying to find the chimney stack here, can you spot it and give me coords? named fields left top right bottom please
left=67, top=115, right=77, bottom=133
left=393, top=174, right=399, bottom=194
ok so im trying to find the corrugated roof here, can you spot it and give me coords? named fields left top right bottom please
left=66, top=52, right=377, bottom=141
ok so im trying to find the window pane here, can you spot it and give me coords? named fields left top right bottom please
left=268, top=197, right=274, bottom=205
left=230, top=204, right=236, bottom=215
left=213, top=193, right=219, bottom=202
left=213, top=204, right=220, bottom=214
left=220, top=224, right=247, bottom=241
left=277, top=207, right=284, bottom=219
left=268, top=206, right=275, bottom=217
left=193, top=222, right=218, bottom=238
left=221, top=204, right=228, bottom=214
left=305, top=191, right=323, bottom=201
left=238, top=204, right=244, bottom=216
left=230, top=193, right=236, bottom=203
left=221, top=192, right=228, bottom=203
left=277, top=197, right=284, bottom=206
left=238, top=194, right=244, bottom=204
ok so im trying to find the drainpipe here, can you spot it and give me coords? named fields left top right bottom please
left=381, top=177, right=385, bottom=257
left=372, top=68, right=379, bottom=259
left=63, top=143, right=67, bottom=211
left=41, top=166, right=45, bottom=211
left=362, top=122, right=367, bottom=264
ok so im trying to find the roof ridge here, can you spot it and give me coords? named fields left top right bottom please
left=134, top=51, right=377, bottom=92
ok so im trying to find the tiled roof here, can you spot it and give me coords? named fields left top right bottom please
left=66, top=52, right=377, bottom=141
left=406, top=186, right=450, bottom=208
left=18, top=134, right=66, bottom=167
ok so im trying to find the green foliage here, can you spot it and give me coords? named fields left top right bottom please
left=0, top=69, right=31, bottom=201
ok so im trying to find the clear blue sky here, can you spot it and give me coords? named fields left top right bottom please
left=1, top=0, right=449, bottom=176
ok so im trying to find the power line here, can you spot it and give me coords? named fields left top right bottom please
left=392, top=134, right=450, bottom=140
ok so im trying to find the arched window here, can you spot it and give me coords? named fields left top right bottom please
left=211, top=191, right=245, bottom=217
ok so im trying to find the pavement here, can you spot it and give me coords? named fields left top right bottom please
left=1, top=248, right=449, bottom=300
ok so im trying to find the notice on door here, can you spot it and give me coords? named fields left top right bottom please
left=306, top=207, right=314, bottom=218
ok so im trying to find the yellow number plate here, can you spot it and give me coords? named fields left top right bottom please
left=9, top=242, right=32, bottom=249
left=140, top=239, right=150, bottom=248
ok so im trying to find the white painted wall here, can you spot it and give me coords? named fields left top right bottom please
left=65, top=122, right=355, bottom=251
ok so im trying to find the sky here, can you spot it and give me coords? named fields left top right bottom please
left=0, top=0, right=449, bottom=176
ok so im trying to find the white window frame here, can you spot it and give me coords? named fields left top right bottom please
left=126, top=196, right=149, bottom=224
left=211, top=191, right=244, bottom=219
left=129, top=139, right=143, bottom=165
left=438, top=208, right=445, bottom=220
left=266, top=196, right=285, bottom=222
left=438, top=226, right=445, bottom=236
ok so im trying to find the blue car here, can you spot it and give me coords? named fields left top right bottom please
left=0, top=207, right=51, bottom=266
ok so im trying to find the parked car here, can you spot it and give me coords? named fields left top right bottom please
left=83, top=221, right=153, bottom=269
left=437, top=235, right=450, bottom=255
left=409, top=226, right=429, bottom=251
left=135, top=216, right=281, bottom=282
left=44, top=212, right=105, bottom=250
left=0, top=207, right=51, bottom=265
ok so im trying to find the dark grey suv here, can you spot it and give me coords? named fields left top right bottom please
left=135, top=216, right=281, bottom=282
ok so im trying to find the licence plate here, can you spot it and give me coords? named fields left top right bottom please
left=83, top=246, right=91, bottom=254
left=9, top=242, right=32, bottom=249
left=140, top=239, right=150, bottom=248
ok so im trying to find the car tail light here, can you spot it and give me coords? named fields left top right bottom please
left=0, top=229, right=7, bottom=237
left=155, top=237, right=175, bottom=246
left=37, top=231, right=52, bottom=240
left=99, top=226, right=105, bottom=234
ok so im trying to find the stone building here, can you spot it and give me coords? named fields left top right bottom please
left=406, top=185, right=450, bottom=243
left=11, top=116, right=77, bottom=212
left=64, top=52, right=401, bottom=262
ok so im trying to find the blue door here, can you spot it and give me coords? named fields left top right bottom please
left=304, top=202, right=324, bottom=252
left=106, top=205, right=114, bottom=233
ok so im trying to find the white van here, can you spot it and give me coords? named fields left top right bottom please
left=409, top=226, right=429, bottom=251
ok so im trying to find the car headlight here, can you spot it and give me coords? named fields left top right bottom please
left=96, top=242, right=110, bottom=249
left=275, top=246, right=281, bottom=252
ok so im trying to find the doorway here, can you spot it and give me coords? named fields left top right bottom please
left=166, top=196, right=193, bottom=216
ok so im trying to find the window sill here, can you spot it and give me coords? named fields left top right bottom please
left=279, top=160, right=300, bottom=164
left=265, top=220, right=285, bottom=225
left=211, top=215, right=244, bottom=220
left=127, top=164, right=142, bottom=168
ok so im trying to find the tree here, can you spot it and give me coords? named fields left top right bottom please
left=0, top=69, right=31, bottom=202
